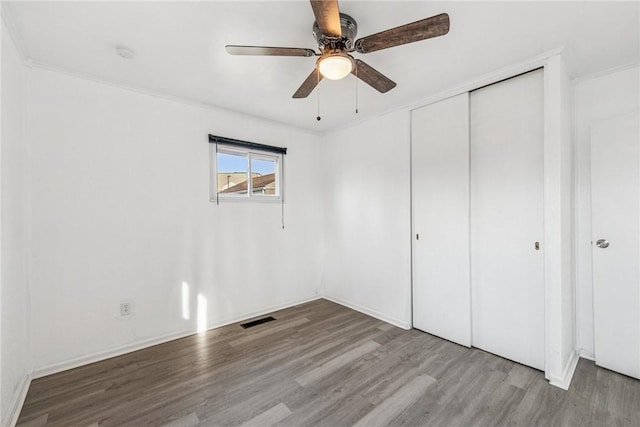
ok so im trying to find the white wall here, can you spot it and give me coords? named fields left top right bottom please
left=27, top=67, right=324, bottom=374
left=574, top=65, right=640, bottom=358
left=1, top=22, right=30, bottom=426
left=320, top=110, right=412, bottom=328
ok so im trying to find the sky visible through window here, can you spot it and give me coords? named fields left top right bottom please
left=251, top=158, right=275, bottom=175
left=217, top=152, right=274, bottom=175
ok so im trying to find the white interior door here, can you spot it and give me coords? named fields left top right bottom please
left=470, top=70, right=545, bottom=370
left=412, top=93, right=471, bottom=347
left=591, top=110, right=640, bottom=379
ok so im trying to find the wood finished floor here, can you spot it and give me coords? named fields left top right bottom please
left=17, top=299, right=640, bottom=426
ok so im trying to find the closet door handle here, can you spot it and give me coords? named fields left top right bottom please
left=535, top=242, right=540, bottom=250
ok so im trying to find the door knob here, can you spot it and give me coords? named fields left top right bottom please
left=596, top=239, right=609, bottom=248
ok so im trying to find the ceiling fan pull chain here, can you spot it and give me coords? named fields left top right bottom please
left=355, top=61, right=359, bottom=114
left=316, top=67, right=321, bottom=121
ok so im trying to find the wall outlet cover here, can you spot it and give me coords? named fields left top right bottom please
left=120, top=301, right=133, bottom=316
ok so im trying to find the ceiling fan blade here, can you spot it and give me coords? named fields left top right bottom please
left=310, top=0, right=342, bottom=38
left=354, top=13, right=449, bottom=54
left=226, top=45, right=316, bottom=57
left=293, top=68, right=323, bottom=98
left=352, top=59, right=396, bottom=93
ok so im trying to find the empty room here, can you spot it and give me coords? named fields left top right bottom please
left=1, top=0, right=639, bottom=426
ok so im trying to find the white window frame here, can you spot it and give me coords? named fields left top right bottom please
left=210, top=144, right=283, bottom=202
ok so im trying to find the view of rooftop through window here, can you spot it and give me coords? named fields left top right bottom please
left=216, top=151, right=278, bottom=196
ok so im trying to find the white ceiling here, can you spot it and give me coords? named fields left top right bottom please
left=5, top=1, right=639, bottom=132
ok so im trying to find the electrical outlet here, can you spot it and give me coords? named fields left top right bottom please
left=120, top=302, right=132, bottom=316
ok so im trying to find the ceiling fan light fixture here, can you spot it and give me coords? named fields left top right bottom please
left=318, top=53, right=353, bottom=80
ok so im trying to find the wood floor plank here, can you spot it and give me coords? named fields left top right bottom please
left=353, top=374, right=436, bottom=427
left=377, top=322, right=395, bottom=331
left=239, top=402, right=292, bottom=427
left=160, top=412, right=200, bottom=427
left=16, top=299, right=640, bottom=427
left=14, top=413, right=48, bottom=427
left=295, top=340, right=381, bottom=387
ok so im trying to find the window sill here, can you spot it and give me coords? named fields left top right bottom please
left=209, top=196, right=283, bottom=204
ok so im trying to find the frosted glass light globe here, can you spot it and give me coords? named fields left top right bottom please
left=318, top=54, right=353, bottom=80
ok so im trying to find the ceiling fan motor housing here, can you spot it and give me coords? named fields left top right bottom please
left=313, top=13, right=358, bottom=52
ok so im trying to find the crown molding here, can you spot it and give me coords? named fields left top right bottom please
left=573, top=61, right=639, bottom=85
left=1, top=1, right=31, bottom=62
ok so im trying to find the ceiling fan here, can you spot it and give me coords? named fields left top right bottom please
left=226, top=0, right=449, bottom=98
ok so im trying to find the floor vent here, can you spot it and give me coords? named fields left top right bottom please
left=240, top=316, right=276, bottom=329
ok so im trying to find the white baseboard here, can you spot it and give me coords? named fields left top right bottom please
left=3, top=373, right=31, bottom=427
left=578, top=348, right=595, bottom=361
left=33, top=329, right=196, bottom=379
left=33, top=295, right=322, bottom=379
left=322, top=295, right=411, bottom=330
left=548, top=351, right=580, bottom=390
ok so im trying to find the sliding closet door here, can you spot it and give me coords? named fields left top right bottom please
left=412, top=93, right=471, bottom=347
left=470, top=70, right=545, bottom=370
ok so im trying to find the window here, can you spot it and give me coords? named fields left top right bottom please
left=211, top=146, right=282, bottom=201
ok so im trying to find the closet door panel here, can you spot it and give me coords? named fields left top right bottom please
left=412, top=93, right=471, bottom=347
left=470, top=70, right=545, bottom=370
